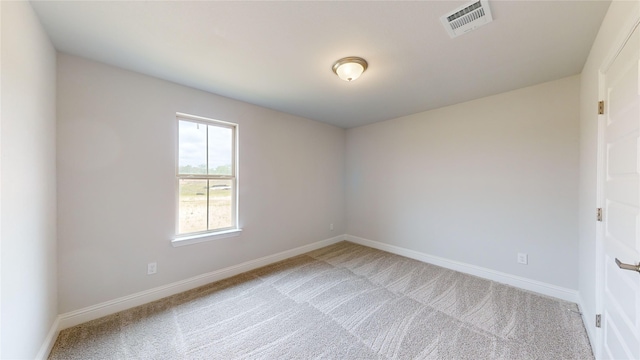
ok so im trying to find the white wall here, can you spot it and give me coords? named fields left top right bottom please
left=578, top=0, right=639, bottom=353
left=56, top=54, right=346, bottom=313
left=1, top=1, right=58, bottom=359
left=347, top=75, right=580, bottom=289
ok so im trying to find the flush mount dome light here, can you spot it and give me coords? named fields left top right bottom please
left=332, top=57, right=368, bottom=82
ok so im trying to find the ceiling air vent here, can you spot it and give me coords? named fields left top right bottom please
left=440, top=0, right=493, bottom=38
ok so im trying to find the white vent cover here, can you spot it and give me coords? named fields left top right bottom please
left=440, top=0, right=493, bottom=38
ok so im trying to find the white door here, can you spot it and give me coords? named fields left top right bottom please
left=600, top=22, right=640, bottom=360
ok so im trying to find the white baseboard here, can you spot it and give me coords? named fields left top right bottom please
left=345, top=235, right=580, bottom=303
left=57, top=235, right=345, bottom=331
left=36, top=317, right=59, bottom=360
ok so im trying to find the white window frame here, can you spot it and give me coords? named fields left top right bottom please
left=172, top=113, right=241, bottom=247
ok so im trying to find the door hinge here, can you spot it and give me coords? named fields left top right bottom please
left=598, top=100, right=605, bottom=115
left=597, top=208, right=603, bottom=222
left=596, top=314, right=602, bottom=328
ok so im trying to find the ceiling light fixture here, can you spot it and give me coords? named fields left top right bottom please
left=332, top=57, right=368, bottom=82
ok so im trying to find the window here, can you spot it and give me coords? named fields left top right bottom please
left=175, top=113, right=238, bottom=242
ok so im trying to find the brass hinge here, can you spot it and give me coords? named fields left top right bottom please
left=598, top=101, right=605, bottom=115
left=596, top=314, right=602, bottom=328
left=597, top=208, right=603, bottom=222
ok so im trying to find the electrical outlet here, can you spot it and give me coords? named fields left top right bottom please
left=517, top=253, right=528, bottom=265
left=330, top=223, right=334, bottom=231
left=147, top=262, right=157, bottom=275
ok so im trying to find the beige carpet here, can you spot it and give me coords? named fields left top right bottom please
left=49, top=241, right=593, bottom=359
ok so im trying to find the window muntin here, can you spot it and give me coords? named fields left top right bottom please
left=176, top=114, right=237, bottom=236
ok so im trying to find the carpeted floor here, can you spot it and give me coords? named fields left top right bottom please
left=49, top=241, right=593, bottom=359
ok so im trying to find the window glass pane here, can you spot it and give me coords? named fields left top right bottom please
left=178, top=179, right=208, bottom=234
left=208, top=179, right=233, bottom=230
left=208, top=125, right=232, bottom=175
left=178, top=120, right=207, bottom=175
left=176, top=115, right=237, bottom=237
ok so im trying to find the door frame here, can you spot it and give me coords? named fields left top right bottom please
left=595, top=7, right=640, bottom=359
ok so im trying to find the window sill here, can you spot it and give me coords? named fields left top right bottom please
left=172, top=228, right=242, bottom=247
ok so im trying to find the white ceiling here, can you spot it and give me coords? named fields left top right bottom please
left=31, top=1, right=610, bottom=128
